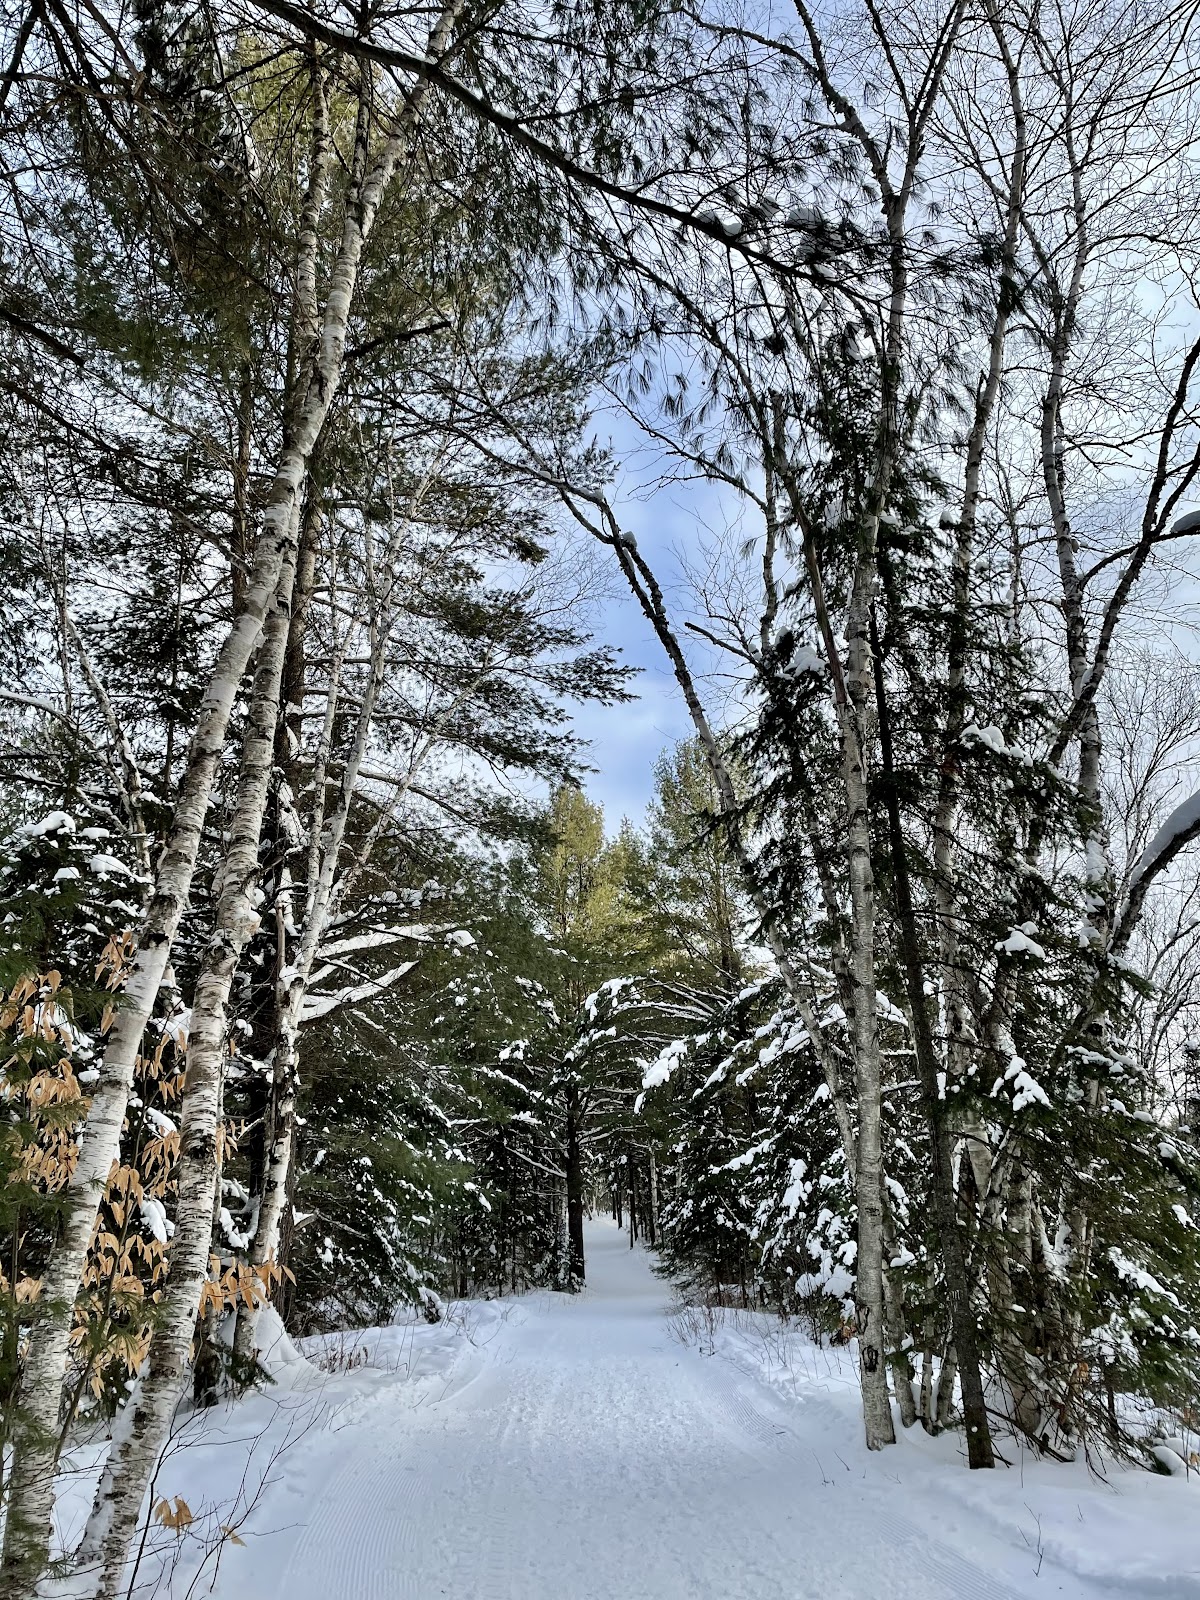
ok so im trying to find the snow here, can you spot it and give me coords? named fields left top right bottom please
left=694, top=208, right=742, bottom=237
left=715, top=1138, right=773, bottom=1173
left=316, top=925, right=436, bottom=959
left=961, top=725, right=1033, bottom=767
left=1108, top=1249, right=1181, bottom=1309
left=1003, top=1058, right=1051, bottom=1112
left=700, top=1307, right=1200, bottom=1598
left=19, top=809, right=75, bottom=837
left=962, top=721, right=1008, bottom=754
left=1084, top=833, right=1108, bottom=884
left=781, top=1157, right=809, bottom=1217
left=252, top=1303, right=316, bottom=1387
left=160, top=1009, right=191, bottom=1049
left=992, top=1027, right=1052, bottom=1112
left=87, top=852, right=136, bottom=877
left=300, top=960, right=418, bottom=1023
left=791, top=644, right=824, bottom=674
left=138, top=1198, right=171, bottom=1243
left=219, top=1206, right=252, bottom=1250
left=641, top=1035, right=689, bottom=1090
left=1129, top=786, right=1200, bottom=886
left=40, top=1222, right=1200, bottom=1600
left=995, top=924, right=1047, bottom=960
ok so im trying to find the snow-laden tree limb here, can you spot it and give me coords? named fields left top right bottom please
left=300, top=959, right=419, bottom=1024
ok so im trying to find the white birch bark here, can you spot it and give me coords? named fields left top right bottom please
left=882, top=1206, right=918, bottom=1429
left=839, top=649, right=896, bottom=1450
left=231, top=453, right=464, bottom=1362
left=0, top=7, right=462, bottom=1576
left=64, top=12, right=467, bottom=1582
left=0, top=367, right=312, bottom=1600
left=73, top=527, right=302, bottom=1600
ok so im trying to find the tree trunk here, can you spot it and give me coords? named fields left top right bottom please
left=936, top=1342, right=960, bottom=1431
left=881, top=1209, right=918, bottom=1430
left=919, top=1337, right=935, bottom=1431
left=565, top=1088, right=585, bottom=1285
left=839, top=635, right=895, bottom=1451
left=223, top=1, right=466, bottom=1367
left=192, top=1054, right=229, bottom=1412
left=0, top=322, right=322, bottom=1600
left=0, top=490, right=312, bottom=1599
left=75, top=539, right=302, bottom=1598
left=0, top=10, right=471, bottom=1580
left=870, top=611, right=994, bottom=1466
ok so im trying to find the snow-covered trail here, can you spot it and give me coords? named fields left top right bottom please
left=202, top=1220, right=1142, bottom=1600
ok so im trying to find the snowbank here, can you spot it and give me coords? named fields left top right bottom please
left=693, top=1306, right=1200, bottom=1598
left=40, top=1297, right=507, bottom=1599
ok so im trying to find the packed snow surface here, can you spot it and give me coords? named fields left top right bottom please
left=50, top=1221, right=1200, bottom=1598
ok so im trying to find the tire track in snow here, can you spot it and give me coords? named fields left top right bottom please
left=276, top=1415, right=423, bottom=1599
left=697, top=1342, right=1058, bottom=1600
left=228, top=1226, right=1118, bottom=1600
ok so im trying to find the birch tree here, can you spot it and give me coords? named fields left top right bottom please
left=0, top=5, right=468, bottom=1588
left=457, top=0, right=1200, bottom=1462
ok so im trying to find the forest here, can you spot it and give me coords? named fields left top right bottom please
left=1, top=0, right=1200, bottom=1595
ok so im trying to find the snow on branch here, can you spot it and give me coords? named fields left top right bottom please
left=315, top=924, right=444, bottom=961
left=1116, top=786, right=1200, bottom=954
left=1129, top=788, right=1200, bottom=890
left=300, top=960, right=418, bottom=1024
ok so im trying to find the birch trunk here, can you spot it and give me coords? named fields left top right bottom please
left=611, top=464, right=894, bottom=1444
left=795, top=464, right=895, bottom=1451
left=870, top=614, right=994, bottom=1465
left=918, top=1324, right=935, bottom=1430
left=881, top=1206, right=918, bottom=1429
left=229, top=588, right=392, bottom=1356
left=840, top=694, right=895, bottom=1450
left=73, top=531, right=302, bottom=1600
left=230, top=1012, right=300, bottom=1363
left=0, top=309, right=316, bottom=1600
left=935, top=1341, right=959, bottom=1430
left=1036, top=179, right=1106, bottom=1434
left=0, top=451, right=321, bottom=1589
left=230, top=448, right=468, bottom=1362
left=0, top=5, right=465, bottom=1574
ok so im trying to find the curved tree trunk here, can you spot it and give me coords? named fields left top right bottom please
left=0, top=19, right=422, bottom=1583
left=0, top=316, right=315, bottom=1600
left=73, top=528, right=302, bottom=1599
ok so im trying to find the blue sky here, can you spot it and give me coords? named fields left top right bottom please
left=563, top=408, right=743, bottom=828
